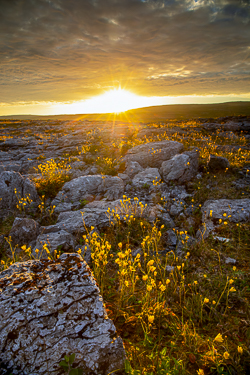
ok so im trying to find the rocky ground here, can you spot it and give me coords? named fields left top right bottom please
left=0, top=116, right=250, bottom=375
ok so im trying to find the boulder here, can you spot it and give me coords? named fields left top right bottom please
left=0, top=253, right=125, bottom=375
left=52, top=175, right=124, bottom=213
left=41, top=200, right=123, bottom=235
left=132, top=168, right=161, bottom=189
left=161, top=213, right=175, bottom=228
left=197, top=199, right=250, bottom=239
left=0, top=171, right=40, bottom=215
left=8, top=217, right=40, bottom=250
left=0, top=163, right=22, bottom=173
left=33, top=230, right=75, bottom=257
left=207, top=155, right=230, bottom=171
left=125, top=161, right=144, bottom=178
left=166, top=229, right=177, bottom=246
left=161, top=150, right=199, bottom=184
left=124, top=141, right=183, bottom=169
left=170, top=203, right=184, bottom=217
left=147, top=204, right=164, bottom=223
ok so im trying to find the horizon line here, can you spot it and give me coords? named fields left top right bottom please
left=1, top=100, right=250, bottom=118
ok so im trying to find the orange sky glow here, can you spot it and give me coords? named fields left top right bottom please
left=0, top=0, right=249, bottom=116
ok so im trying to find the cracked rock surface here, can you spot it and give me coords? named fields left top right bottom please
left=0, top=171, right=40, bottom=218
left=0, top=253, right=125, bottom=375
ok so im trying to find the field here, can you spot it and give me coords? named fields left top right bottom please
left=0, top=111, right=250, bottom=375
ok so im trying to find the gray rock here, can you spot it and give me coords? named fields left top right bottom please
left=125, top=161, right=144, bottom=178
left=118, top=173, right=130, bottom=183
left=0, top=253, right=125, bottom=375
left=1, top=138, right=27, bottom=148
left=0, top=163, right=22, bottom=173
left=52, top=175, right=124, bottom=213
left=202, top=199, right=250, bottom=223
left=44, top=200, right=122, bottom=235
left=0, top=171, right=40, bottom=216
left=198, top=199, right=250, bottom=239
left=225, top=257, right=237, bottom=264
left=8, top=217, right=40, bottom=250
left=132, top=168, right=161, bottom=189
left=207, top=155, right=230, bottom=171
left=124, top=141, right=183, bottom=168
left=170, top=203, right=183, bottom=216
left=161, top=150, right=199, bottom=184
left=33, top=230, right=75, bottom=257
left=166, top=229, right=177, bottom=246
left=165, top=265, right=175, bottom=273
left=169, top=185, right=189, bottom=200
left=161, top=213, right=175, bottom=228
left=147, top=204, right=164, bottom=223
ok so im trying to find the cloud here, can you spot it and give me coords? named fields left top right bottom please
left=0, top=0, right=249, bottom=103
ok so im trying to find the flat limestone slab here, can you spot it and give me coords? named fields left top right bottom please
left=0, top=253, right=125, bottom=375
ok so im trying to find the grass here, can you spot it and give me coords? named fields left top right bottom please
left=80, top=215, right=250, bottom=375
left=0, top=117, right=250, bottom=374
left=33, top=158, right=72, bottom=198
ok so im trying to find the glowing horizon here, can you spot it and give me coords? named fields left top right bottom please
left=0, top=91, right=250, bottom=117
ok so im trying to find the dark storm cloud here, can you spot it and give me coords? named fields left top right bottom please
left=0, top=0, right=249, bottom=102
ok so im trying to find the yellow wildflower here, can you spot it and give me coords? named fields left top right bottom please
left=147, top=259, right=154, bottom=267
left=214, top=333, right=223, bottom=342
left=159, top=284, right=166, bottom=292
left=237, top=346, right=243, bottom=354
left=148, top=315, right=154, bottom=324
left=223, top=352, right=230, bottom=359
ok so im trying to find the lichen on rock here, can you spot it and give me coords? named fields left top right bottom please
left=0, top=253, right=125, bottom=375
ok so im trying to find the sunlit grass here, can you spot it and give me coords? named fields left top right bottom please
left=0, top=118, right=249, bottom=374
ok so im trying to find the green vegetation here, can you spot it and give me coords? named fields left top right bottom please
left=0, top=115, right=249, bottom=374
left=34, top=158, right=71, bottom=198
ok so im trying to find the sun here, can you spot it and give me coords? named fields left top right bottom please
left=51, top=87, right=166, bottom=115
left=87, top=87, right=146, bottom=113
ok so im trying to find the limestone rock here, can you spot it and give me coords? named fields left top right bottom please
left=52, top=175, right=124, bottom=213
left=124, top=141, right=183, bottom=169
left=147, top=204, right=164, bottom=223
left=33, top=230, right=75, bottom=257
left=161, top=213, right=175, bottom=228
left=161, top=150, right=199, bottom=184
left=0, top=171, right=40, bottom=215
left=132, top=168, right=161, bottom=189
left=124, top=161, right=144, bottom=178
left=42, top=200, right=122, bottom=235
left=170, top=203, right=184, bottom=217
left=0, top=253, right=125, bottom=375
left=166, top=229, right=177, bottom=246
left=8, top=217, right=40, bottom=250
left=207, top=155, right=230, bottom=171
left=202, top=199, right=250, bottom=223
left=197, top=199, right=250, bottom=239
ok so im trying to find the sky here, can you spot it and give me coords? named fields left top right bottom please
left=0, top=0, right=250, bottom=115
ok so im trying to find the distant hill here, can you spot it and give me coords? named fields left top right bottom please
left=1, top=101, right=250, bottom=122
